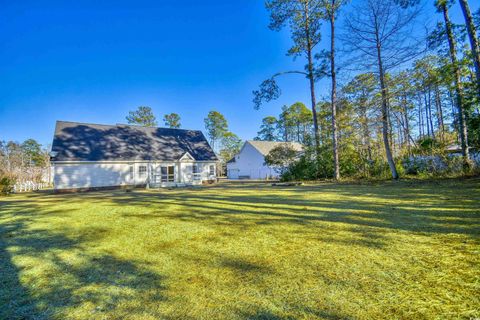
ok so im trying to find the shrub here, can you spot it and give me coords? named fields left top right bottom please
left=264, top=143, right=300, bottom=176
left=401, top=153, right=476, bottom=177
left=281, top=155, right=318, bottom=181
left=0, top=174, right=16, bottom=195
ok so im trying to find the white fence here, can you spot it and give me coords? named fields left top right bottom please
left=13, top=181, right=50, bottom=193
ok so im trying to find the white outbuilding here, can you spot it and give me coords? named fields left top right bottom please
left=226, top=140, right=303, bottom=180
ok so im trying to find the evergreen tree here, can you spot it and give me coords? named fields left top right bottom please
left=163, top=113, right=181, bottom=128
left=204, top=110, right=228, bottom=151
left=126, top=106, right=157, bottom=127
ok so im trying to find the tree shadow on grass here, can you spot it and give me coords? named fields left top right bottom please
left=2, top=179, right=478, bottom=319
left=0, top=198, right=167, bottom=319
left=239, top=306, right=353, bottom=320
left=107, top=179, right=480, bottom=241
left=221, top=257, right=271, bottom=273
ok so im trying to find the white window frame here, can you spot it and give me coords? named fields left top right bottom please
left=138, top=165, right=147, bottom=178
left=161, top=165, right=175, bottom=182
left=192, top=164, right=200, bottom=174
left=128, top=164, right=134, bottom=180
left=209, top=165, right=215, bottom=176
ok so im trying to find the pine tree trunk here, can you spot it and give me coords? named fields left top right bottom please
left=388, top=105, right=395, bottom=155
left=305, top=4, right=321, bottom=160
left=361, top=103, right=372, bottom=161
left=427, top=86, right=435, bottom=139
left=418, top=95, right=424, bottom=138
left=442, top=3, right=470, bottom=164
left=330, top=3, right=340, bottom=180
left=434, top=85, right=445, bottom=141
left=375, top=37, right=399, bottom=179
left=397, top=120, right=403, bottom=152
left=448, top=89, right=456, bottom=123
left=424, top=92, right=431, bottom=137
left=403, top=94, right=411, bottom=153
left=308, top=55, right=320, bottom=151
left=459, top=0, right=480, bottom=97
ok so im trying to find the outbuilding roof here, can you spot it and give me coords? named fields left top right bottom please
left=246, top=140, right=303, bottom=156
left=51, top=121, right=218, bottom=162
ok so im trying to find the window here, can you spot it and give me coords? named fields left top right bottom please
left=192, top=165, right=199, bottom=174
left=161, top=166, right=175, bottom=182
left=138, top=165, right=147, bottom=178
left=126, top=164, right=134, bottom=184
left=209, top=165, right=215, bottom=176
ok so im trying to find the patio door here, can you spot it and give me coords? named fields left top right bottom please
left=160, top=165, right=175, bottom=183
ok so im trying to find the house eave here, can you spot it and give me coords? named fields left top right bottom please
left=52, top=159, right=218, bottom=164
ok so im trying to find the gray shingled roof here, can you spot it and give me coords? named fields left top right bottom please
left=51, top=121, right=218, bottom=162
left=247, top=140, right=303, bottom=156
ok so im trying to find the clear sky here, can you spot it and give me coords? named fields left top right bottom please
left=0, top=0, right=468, bottom=147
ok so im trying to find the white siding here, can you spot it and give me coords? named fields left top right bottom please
left=54, top=163, right=131, bottom=189
left=226, top=142, right=277, bottom=179
left=53, top=161, right=217, bottom=189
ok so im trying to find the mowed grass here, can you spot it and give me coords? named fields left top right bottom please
left=0, top=179, right=479, bottom=320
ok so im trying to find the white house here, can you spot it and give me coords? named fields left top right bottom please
left=226, top=140, right=303, bottom=180
left=50, top=121, right=218, bottom=190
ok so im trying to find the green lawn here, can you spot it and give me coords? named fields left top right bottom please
left=1, top=179, right=479, bottom=320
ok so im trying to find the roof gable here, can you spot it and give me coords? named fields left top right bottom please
left=179, top=152, right=195, bottom=161
left=51, top=121, right=218, bottom=162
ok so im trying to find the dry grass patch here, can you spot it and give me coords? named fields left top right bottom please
left=1, top=178, right=479, bottom=319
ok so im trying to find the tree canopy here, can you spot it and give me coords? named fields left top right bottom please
left=126, top=106, right=158, bottom=127
left=219, top=132, right=243, bottom=163
left=163, top=113, right=181, bottom=129
left=204, top=110, right=228, bottom=151
left=255, top=116, right=279, bottom=141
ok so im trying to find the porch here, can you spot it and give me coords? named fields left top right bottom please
left=145, top=161, right=216, bottom=188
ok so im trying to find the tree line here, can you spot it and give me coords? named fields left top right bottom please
left=0, top=139, right=50, bottom=193
left=254, top=0, right=480, bottom=180
left=3, top=0, right=478, bottom=190
left=126, top=106, right=182, bottom=129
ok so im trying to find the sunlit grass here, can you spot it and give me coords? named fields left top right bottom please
left=1, top=178, right=479, bottom=319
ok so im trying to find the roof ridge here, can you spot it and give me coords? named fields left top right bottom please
left=248, top=140, right=302, bottom=144
left=115, top=123, right=202, bottom=132
left=246, top=140, right=303, bottom=156
left=57, top=120, right=201, bottom=132
left=56, top=120, right=114, bottom=127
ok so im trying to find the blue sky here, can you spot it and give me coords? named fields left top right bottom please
left=0, top=0, right=469, bottom=147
